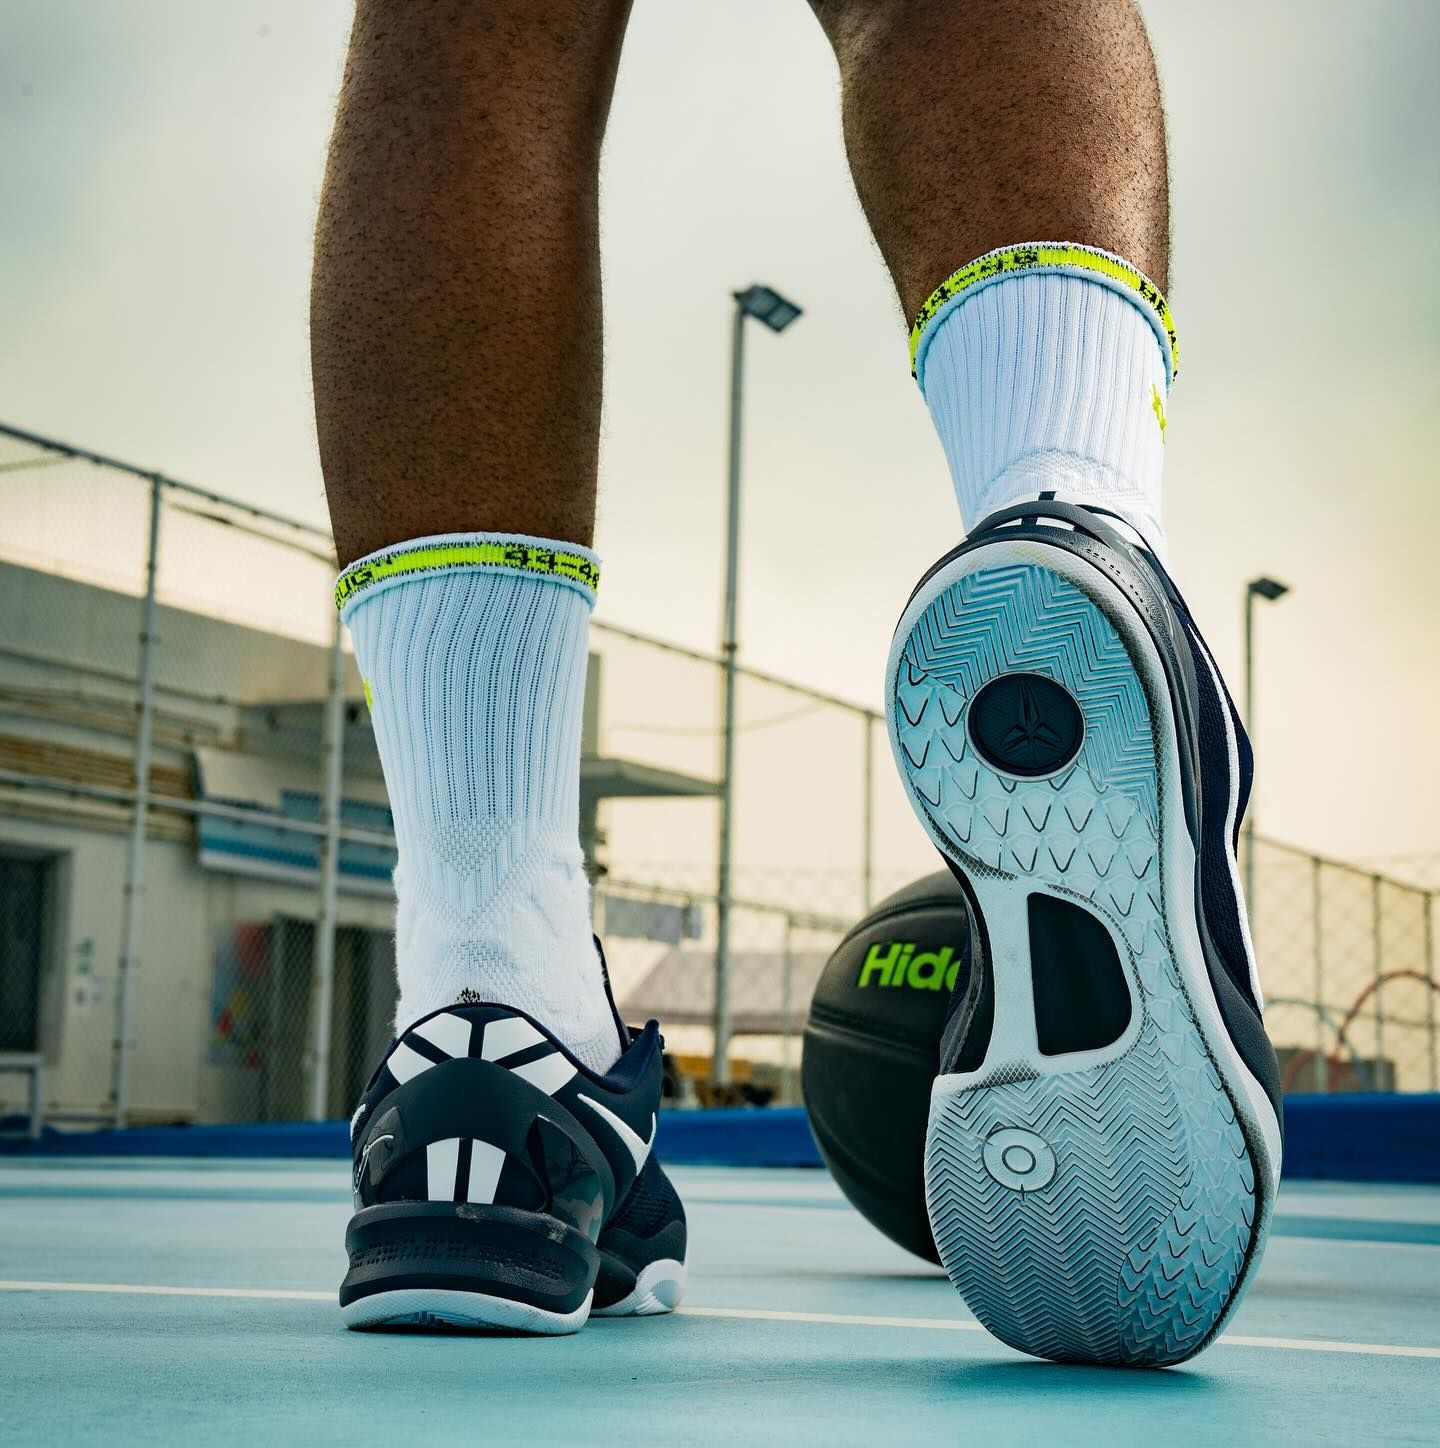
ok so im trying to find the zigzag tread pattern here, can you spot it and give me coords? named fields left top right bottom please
left=926, top=1023, right=1252, bottom=1366
left=896, top=563, right=1160, bottom=884
left=900, top=561, right=1256, bottom=1366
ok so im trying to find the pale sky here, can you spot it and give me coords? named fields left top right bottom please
left=2, top=0, right=1437, bottom=867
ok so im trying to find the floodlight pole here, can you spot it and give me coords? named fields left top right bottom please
left=713, top=302, right=747, bottom=1089
left=1242, top=577, right=1289, bottom=916
left=713, top=285, right=801, bottom=1089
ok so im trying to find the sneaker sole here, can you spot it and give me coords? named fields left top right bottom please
left=886, top=541, right=1281, bottom=1367
left=341, top=1286, right=592, bottom=1335
left=339, top=1200, right=598, bottom=1338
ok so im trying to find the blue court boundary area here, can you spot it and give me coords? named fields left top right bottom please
left=4, top=1095, right=1439, bottom=1182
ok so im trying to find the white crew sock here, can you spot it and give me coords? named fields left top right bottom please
left=337, top=533, right=620, bottom=1072
left=912, top=243, right=1176, bottom=554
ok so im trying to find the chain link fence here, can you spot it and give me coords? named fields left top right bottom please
left=1249, top=838, right=1438, bottom=1093
left=0, top=421, right=1436, bottom=1132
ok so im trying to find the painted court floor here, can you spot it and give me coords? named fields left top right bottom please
left=2, top=1158, right=1438, bottom=1445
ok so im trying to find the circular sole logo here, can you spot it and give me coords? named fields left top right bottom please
left=982, top=1126, right=1057, bottom=1192
left=967, top=672, right=1084, bottom=778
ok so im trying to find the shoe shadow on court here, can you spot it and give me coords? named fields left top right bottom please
left=938, top=1357, right=1220, bottom=1396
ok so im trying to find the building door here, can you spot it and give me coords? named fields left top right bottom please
left=0, top=851, right=52, bottom=1054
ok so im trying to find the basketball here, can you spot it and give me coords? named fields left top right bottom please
left=802, top=870, right=978, bottom=1263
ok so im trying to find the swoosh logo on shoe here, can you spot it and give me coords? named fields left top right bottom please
left=573, top=1095, right=655, bottom=1175
left=353, top=1132, right=394, bottom=1191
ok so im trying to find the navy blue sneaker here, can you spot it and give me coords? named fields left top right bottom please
left=341, top=956, right=687, bottom=1334
left=885, top=498, right=1281, bottom=1367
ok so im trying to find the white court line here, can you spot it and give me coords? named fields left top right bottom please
left=680, top=1305, right=983, bottom=1332
left=1, top=1280, right=332, bottom=1302
left=680, top=1306, right=1440, bottom=1359
left=2, top=1282, right=1437, bottom=1360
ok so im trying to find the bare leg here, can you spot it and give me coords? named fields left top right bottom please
left=808, top=0, right=1169, bottom=316
left=312, top=2, right=636, bottom=1071
left=312, top=0, right=632, bottom=564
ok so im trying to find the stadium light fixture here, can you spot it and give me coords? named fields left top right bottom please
left=1242, top=574, right=1291, bottom=917
left=1249, top=576, right=1290, bottom=604
left=714, top=282, right=803, bottom=1089
left=735, top=284, right=803, bottom=334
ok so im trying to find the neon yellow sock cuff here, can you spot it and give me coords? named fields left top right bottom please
left=909, top=242, right=1178, bottom=394
left=334, top=532, right=600, bottom=617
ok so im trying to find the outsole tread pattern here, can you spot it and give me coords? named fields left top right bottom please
left=894, top=560, right=1259, bottom=1367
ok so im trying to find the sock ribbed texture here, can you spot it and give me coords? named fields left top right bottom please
left=920, top=264, right=1171, bottom=553
left=339, top=533, right=620, bottom=1072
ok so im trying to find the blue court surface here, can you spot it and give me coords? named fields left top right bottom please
left=4, top=1158, right=1439, bottom=1446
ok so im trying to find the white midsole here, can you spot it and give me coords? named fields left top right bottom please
left=341, top=1286, right=592, bottom=1336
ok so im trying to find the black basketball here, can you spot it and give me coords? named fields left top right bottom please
left=802, top=870, right=977, bottom=1263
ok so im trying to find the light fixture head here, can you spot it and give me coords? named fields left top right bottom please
left=735, top=284, right=803, bottom=333
left=1248, top=576, right=1290, bottom=602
